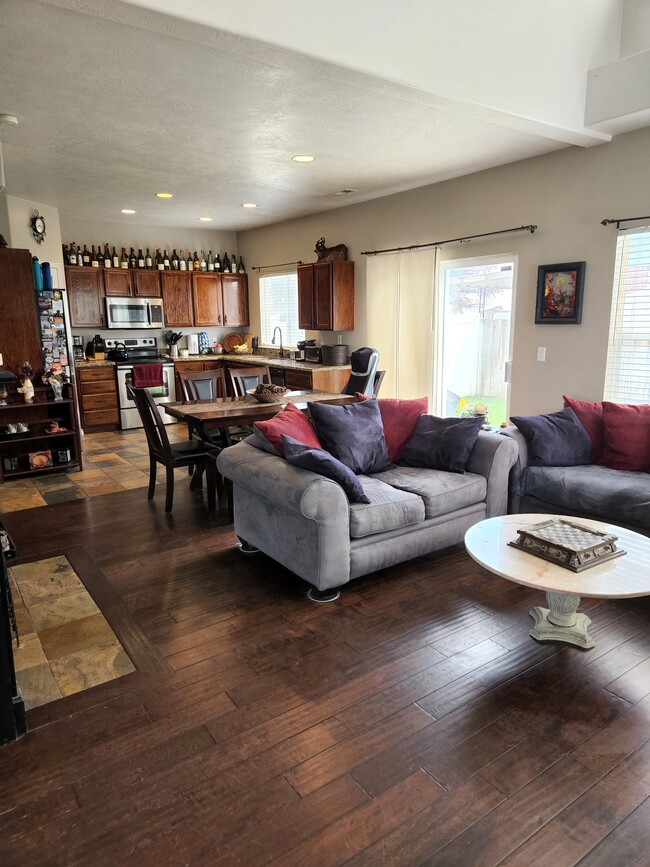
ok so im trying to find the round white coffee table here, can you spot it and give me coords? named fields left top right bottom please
left=465, top=514, right=650, bottom=649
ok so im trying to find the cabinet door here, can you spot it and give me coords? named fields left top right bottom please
left=192, top=274, right=222, bottom=326
left=103, top=269, right=132, bottom=297
left=221, top=274, right=249, bottom=327
left=132, top=270, right=162, bottom=298
left=160, top=272, right=194, bottom=327
left=66, top=267, right=105, bottom=328
left=297, top=265, right=315, bottom=329
left=314, top=262, right=333, bottom=330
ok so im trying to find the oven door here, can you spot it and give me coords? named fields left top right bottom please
left=116, top=365, right=177, bottom=429
left=106, top=297, right=155, bottom=329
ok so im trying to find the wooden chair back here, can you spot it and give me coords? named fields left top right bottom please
left=178, top=368, right=227, bottom=401
left=128, top=386, right=172, bottom=460
left=228, top=365, right=271, bottom=397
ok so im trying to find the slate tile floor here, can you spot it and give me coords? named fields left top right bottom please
left=0, top=425, right=189, bottom=512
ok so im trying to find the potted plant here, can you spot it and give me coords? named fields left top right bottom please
left=17, top=362, right=35, bottom=402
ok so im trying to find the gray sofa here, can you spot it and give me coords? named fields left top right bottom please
left=501, top=427, right=650, bottom=536
left=217, top=431, right=518, bottom=599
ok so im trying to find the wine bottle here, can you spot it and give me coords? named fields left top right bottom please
left=222, top=252, right=230, bottom=273
left=137, top=248, right=145, bottom=268
left=97, top=245, right=104, bottom=267
left=231, top=253, right=237, bottom=274
left=187, top=253, right=194, bottom=272
left=179, top=251, right=187, bottom=271
left=207, top=251, right=214, bottom=272
left=200, top=251, right=207, bottom=271
left=91, top=246, right=99, bottom=268
left=82, top=244, right=91, bottom=266
left=128, top=247, right=137, bottom=269
left=145, top=248, right=152, bottom=269
left=171, top=249, right=179, bottom=270
left=215, top=253, right=222, bottom=272
left=163, top=250, right=171, bottom=270
left=112, top=246, right=119, bottom=268
left=62, top=243, right=69, bottom=263
left=121, top=247, right=129, bottom=269
left=103, top=243, right=112, bottom=267
left=156, top=249, right=164, bottom=270
left=238, top=256, right=245, bottom=274
left=68, top=243, right=77, bottom=266
left=193, top=251, right=200, bottom=271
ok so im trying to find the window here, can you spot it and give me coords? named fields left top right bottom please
left=259, top=272, right=304, bottom=347
left=604, top=228, right=650, bottom=403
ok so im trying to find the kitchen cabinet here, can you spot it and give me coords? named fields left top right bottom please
left=66, top=266, right=105, bottom=328
left=77, top=366, right=119, bottom=429
left=192, top=273, right=222, bottom=326
left=284, top=366, right=349, bottom=393
left=103, top=269, right=132, bottom=297
left=132, top=270, right=162, bottom=298
left=0, top=248, right=43, bottom=378
left=161, top=272, right=194, bottom=327
left=297, top=261, right=354, bottom=332
left=221, top=274, right=249, bottom=327
left=0, top=385, right=83, bottom=481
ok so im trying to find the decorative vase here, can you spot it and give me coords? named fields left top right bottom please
left=50, top=380, right=64, bottom=401
left=171, top=344, right=179, bottom=358
left=21, top=380, right=34, bottom=402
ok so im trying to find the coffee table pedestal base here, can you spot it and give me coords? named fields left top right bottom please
left=529, top=592, right=595, bottom=650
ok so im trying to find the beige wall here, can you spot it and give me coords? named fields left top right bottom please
left=237, top=126, right=650, bottom=415
left=2, top=195, right=66, bottom=284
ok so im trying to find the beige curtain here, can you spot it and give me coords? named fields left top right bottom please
left=366, top=249, right=435, bottom=400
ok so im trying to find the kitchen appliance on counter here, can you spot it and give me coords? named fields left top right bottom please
left=321, top=344, right=349, bottom=365
left=72, top=335, right=85, bottom=361
left=187, top=334, right=199, bottom=356
left=304, top=345, right=323, bottom=364
left=296, top=339, right=316, bottom=361
left=108, top=337, right=176, bottom=429
left=105, top=296, right=164, bottom=330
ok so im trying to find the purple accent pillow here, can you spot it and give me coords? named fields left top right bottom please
left=510, top=406, right=592, bottom=466
left=281, top=435, right=370, bottom=503
left=399, top=415, right=483, bottom=473
left=308, top=398, right=391, bottom=475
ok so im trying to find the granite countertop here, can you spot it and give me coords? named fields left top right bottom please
left=75, top=359, right=116, bottom=368
left=172, top=353, right=351, bottom=372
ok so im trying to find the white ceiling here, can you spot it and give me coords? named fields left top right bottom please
left=0, top=0, right=643, bottom=231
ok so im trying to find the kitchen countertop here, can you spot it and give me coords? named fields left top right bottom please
left=75, top=354, right=351, bottom=372
left=75, top=359, right=116, bottom=368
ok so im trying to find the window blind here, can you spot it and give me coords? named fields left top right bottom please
left=604, top=227, right=650, bottom=404
left=258, top=272, right=304, bottom=347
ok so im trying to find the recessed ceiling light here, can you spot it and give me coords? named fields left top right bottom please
left=121, top=209, right=136, bottom=214
left=242, top=203, right=257, bottom=209
left=156, top=192, right=173, bottom=199
left=199, top=216, right=212, bottom=222
left=292, top=155, right=315, bottom=163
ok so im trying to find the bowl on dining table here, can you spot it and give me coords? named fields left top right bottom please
left=247, top=386, right=289, bottom=403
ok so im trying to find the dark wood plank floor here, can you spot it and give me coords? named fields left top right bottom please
left=2, top=485, right=650, bottom=866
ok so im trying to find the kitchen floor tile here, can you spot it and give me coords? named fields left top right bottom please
left=29, top=589, right=100, bottom=632
left=50, top=645, right=135, bottom=697
left=11, top=556, right=85, bottom=606
left=39, top=613, right=120, bottom=660
left=12, top=631, right=49, bottom=671
left=16, top=662, right=63, bottom=710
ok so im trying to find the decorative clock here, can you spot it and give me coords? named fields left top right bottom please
left=31, top=209, right=46, bottom=244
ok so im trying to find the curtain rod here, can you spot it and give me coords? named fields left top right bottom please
left=360, top=224, right=537, bottom=256
left=601, top=215, right=650, bottom=228
left=252, top=260, right=303, bottom=271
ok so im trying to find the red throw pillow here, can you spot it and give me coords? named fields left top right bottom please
left=356, top=394, right=428, bottom=461
left=563, top=395, right=605, bottom=463
left=254, top=403, right=322, bottom=457
left=600, top=401, right=650, bottom=471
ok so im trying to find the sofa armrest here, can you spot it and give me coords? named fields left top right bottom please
left=466, top=430, right=519, bottom=517
left=498, top=426, right=529, bottom=512
left=217, top=441, right=352, bottom=591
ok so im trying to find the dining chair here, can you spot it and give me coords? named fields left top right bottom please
left=341, top=348, right=380, bottom=397
left=228, top=365, right=271, bottom=397
left=129, top=385, right=220, bottom=512
left=177, top=368, right=228, bottom=401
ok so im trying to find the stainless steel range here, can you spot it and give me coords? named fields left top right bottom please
left=106, top=337, right=176, bottom=430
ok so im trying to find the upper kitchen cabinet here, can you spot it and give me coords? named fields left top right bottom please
left=66, top=266, right=105, bottom=328
left=192, top=273, right=222, bottom=326
left=161, top=272, right=194, bottom=327
left=298, top=261, right=354, bottom=331
left=103, top=269, right=132, bottom=297
left=132, top=270, right=162, bottom=298
left=221, top=274, right=249, bottom=327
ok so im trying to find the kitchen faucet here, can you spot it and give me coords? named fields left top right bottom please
left=271, top=326, right=285, bottom=358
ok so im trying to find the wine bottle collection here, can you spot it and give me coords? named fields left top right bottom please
left=63, top=242, right=245, bottom=274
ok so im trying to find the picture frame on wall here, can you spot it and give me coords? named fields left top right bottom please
left=535, top=261, right=585, bottom=324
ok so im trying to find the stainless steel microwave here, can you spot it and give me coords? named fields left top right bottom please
left=105, top=296, right=164, bottom=330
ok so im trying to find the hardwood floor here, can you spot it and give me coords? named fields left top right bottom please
left=2, top=486, right=650, bottom=866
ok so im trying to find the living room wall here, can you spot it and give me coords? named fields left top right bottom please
left=237, top=125, right=650, bottom=416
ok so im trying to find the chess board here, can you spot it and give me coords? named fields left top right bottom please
left=509, top=518, right=626, bottom=572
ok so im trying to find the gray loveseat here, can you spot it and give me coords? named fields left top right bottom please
left=217, top=431, right=518, bottom=600
left=501, top=427, right=650, bottom=536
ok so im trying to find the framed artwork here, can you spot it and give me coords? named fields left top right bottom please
left=535, top=261, right=585, bottom=324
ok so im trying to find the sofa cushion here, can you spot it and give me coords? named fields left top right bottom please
left=510, top=407, right=592, bottom=466
left=254, top=403, right=321, bottom=456
left=356, top=394, right=428, bottom=461
left=308, top=398, right=391, bottom=475
left=399, top=415, right=483, bottom=473
left=372, top=466, right=487, bottom=519
left=348, top=476, right=425, bottom=538
left=281, top=435, right=370, bottom=504
left=601, top=401, right=650, bottom=472
left=563, top=396, right=606, bottom=463
left=521, top=465, right=650, bottom=531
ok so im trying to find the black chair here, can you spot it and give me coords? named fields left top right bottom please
left=373, top=370, right=386, bottom=397
left=129, top=386, right=220, bottom=512
left=177, top=368, right=228, bottom=402
left=342, top=348, right=380, bottom=397
left=228, top=365, right=271, bottom=397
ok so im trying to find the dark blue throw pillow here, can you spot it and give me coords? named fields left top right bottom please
left=510, top=406, right=593, bottom=466
left=281, top=435, right=370, bottom=503
left=399, top=414, right=483, bottom=473
left=308, top=399, right=391, bottom=475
